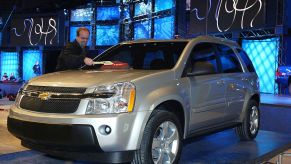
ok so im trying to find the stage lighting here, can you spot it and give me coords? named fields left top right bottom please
left=242, top=38, right=279, bottom=94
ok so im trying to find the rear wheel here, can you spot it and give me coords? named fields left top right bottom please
left=132, top=108, right=183, bottom=164
left=235, top=100, right=260, bottom=141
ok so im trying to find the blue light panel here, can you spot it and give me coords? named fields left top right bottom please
left=134, top=21, right=151, bottom=40
left=96, top=25, right=119, bottom=46
left=242, top=38, right=279, bottom=94
left=70, top=26, right=92, bottom=46
left=97, top=6, right=120, bottom=21
left=155, top=0, right=174, bottom=12
left=70, top=8, right=93, bottom=22
left=23, top=50, right=42, bottom=81
left=0, top=51, right=19, bottom=80
left=154, top=16, right=174, bottom=39
left=134, top=2, right=152, bottom=16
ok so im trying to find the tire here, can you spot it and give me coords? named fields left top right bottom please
left=132, top=108, right=183, bottom=164
left=235, top=100, right=260, bottom=141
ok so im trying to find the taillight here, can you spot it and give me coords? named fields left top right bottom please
left=276, top=71, right=282, bottom=76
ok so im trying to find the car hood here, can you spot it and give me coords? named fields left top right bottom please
left=28, top=69, right=162, bottom=88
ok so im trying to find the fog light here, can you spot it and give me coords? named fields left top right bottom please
left=99, top=125, right=111, bottom=135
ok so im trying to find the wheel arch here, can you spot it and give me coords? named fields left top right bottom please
left=239, top=93, right=260, bottom=122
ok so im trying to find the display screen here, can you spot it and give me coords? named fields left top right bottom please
left=134, top=21, right=151, bottom=39
left=155, top=0, right=174, bottom=12
left=96, top=25, right=119, bottom=46
left=70, top=8, right=93, bottom=22
left=154, top=16, right=174, bottom=39
left=23, top=50, right=43, bottom=81
left=0, top=51, right=19, bottom=82
left=134, top=1, right=152, bottom=16
left=70, top=26, right=92, bottom=46
left=97, top=6, right=120, bottom=20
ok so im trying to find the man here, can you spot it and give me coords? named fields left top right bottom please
left=9, top=73, right=16, bottom=82
left=56, top=27, right=93, bottom=71
left=33, top=61, right=41, bottom=75
left=1, top=73, right=8, bottom=82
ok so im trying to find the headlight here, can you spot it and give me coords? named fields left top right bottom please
left=15, top=82, right=28, bottom=107
left=86, top=82, right=136, bottom=114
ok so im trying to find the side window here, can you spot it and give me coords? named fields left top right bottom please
left=188, top=43, right=219, bottom=75
left=237, top=49, right=255, bottom=72
left=217, top=44, right=242, bottom=73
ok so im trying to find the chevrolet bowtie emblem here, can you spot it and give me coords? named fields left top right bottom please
left=38, top=92, right=51, bottom=101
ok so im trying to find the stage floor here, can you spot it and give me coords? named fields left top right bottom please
left=0, top=95, right=291, bottom=163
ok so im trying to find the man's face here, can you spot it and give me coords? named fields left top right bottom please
left=76, top=30, right=90, bottom=48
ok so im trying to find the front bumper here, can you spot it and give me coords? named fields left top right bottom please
left=8, top=105, right=152, bottom=161
left=7, top=117, right=134, bottom=163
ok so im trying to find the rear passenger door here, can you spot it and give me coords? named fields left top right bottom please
left=186, top=43, right=227, bottom=131
left=216, top=44, right=246, bottom=121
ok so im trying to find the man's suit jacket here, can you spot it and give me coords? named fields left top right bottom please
left=56, top=40, right=87, bottom=71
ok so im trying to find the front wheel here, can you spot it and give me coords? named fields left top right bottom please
left=235, top=100, right=260, bottom=141
left=132, top=108, right=183, bottom=164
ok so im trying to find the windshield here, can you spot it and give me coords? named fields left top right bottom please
left=83, top=41, right=188, bottom=70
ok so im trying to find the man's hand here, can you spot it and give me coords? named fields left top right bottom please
left=84, top=57, right=94, bottom=66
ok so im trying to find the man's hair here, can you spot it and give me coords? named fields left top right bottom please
left=76, top=27, right=90, bottom=36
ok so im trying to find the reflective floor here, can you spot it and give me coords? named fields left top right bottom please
left=0, top=95, right=291, bottom=163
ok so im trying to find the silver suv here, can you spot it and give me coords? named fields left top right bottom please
left=8, top=36, right=260, bottom=164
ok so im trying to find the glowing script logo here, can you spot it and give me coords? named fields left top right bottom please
left=191, top=0, right=263, bottom=32
left=12, top=17, right=57, bottom=46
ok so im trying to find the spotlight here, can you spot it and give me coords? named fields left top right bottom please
left=63, top=9, right=68, bottom=16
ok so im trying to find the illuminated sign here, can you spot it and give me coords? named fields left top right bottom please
left=189, top=0, right=265, bottom=34
left=10, top=16, right=58, bottom=46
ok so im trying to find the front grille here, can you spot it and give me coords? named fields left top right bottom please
left=19, top=85, right=86, bottom=113
left=20, top=96, right=80, bottom=113
left=25, top=85, right=86, bottom=93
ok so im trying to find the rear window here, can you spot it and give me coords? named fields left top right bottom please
left=217, top=44, right=243, bottom=73
left=237, top=49, right=256, bottom=72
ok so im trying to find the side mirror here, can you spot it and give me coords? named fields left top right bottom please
left=187, top=61, right=215, bottom=76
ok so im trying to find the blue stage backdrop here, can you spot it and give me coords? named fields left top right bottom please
left=0, top=51, right=19, bottom=81
left=242, top=38, right=279, bottom=94
left=97, top=6, right=120, bottom=20
left=96, top=25, right=119, bottom=46
left=70, top=26, right=92, bottom=46
left=70, top=8, right=93, bottom=22
left=154, top=16, right=174, bottom=39
left=23, top=50, right=42, bottom=81
left=155, top=0, right=174, bottom=12
left=134, top=21, right=151, bottom=40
